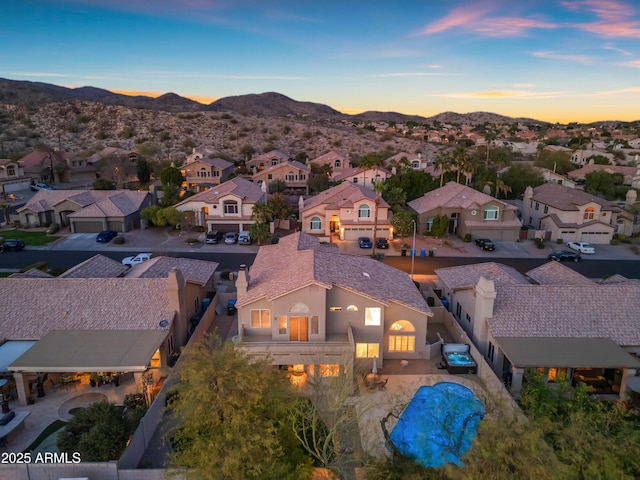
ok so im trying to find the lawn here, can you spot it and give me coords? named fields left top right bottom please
left=23, top=419, right=68, bottom=453
left=0, top=229, right=59, bottom=246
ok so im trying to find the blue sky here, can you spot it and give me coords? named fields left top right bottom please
left=2, top=0, right=640, bottom=123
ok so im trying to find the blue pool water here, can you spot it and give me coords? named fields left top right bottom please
left=389, top=382, right=485, bottom=468
left=445, top=352, right=474, bottom=366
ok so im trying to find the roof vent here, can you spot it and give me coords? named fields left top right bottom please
left=362, top=272, right=370, bottom=278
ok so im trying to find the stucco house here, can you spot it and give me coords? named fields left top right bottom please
left=234, top=232, right=433, bottom=381
left=0, top=254, right=218, bottom=406
left=408, top=182, right=522, bottom=241
left=434, top=261, right=640, bottom=399
left=246, top=149, right=289, bottom=174
left=180, top=156, right=235, bottom=192
left=16, top=189, right=153, bottom=232
left=332, top=165, right=392, bottom=189
left=385, top=152, right=430, bottom=170
left=174, top=176, right=266, bottom=232
left=523, top=183, right=615, bottom=244
left=298, top=181, right=392, bottom=241
left=309, top=151, right=349, bottom=178
left=0, top=159, right=30, bottom=194
left=18, top=150, right=69, bottom=184
left=252, top=159, right=310, bottom=194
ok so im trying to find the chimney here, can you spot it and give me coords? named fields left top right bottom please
left=298, top=195, right=304, bottom=210
left=626, top=189, right=637, bottom=208
left=236, top=264, right=249, bottom=296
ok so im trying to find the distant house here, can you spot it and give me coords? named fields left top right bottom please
left=234, top=232, right=433, bottom=380
left=434, top=261, right=640, bottom=398
left=0, top=159, right=30, bottom=194
left=18, top=150, right=69, bottom=184
left=16, top=189, right=153, bottom=231
left=385, top=152, right=429, bottom=170
left=174, top=176, right=266, bottom=232
left=408, top=182, right=522, bottom=241
left=252, top=159, right=310, bottom=194
left=309, top=151, right=349, bottom=178
left=567, top=164, right=640, bottom=188
left=62, top=152, right=97, bottom=184
left=180, top=157, right=235, bottom=192
left=299, top=182, right=392, bottom=241
left=570, top=149, right=614, bottom=166
left=246, top=149, right=289, bottom=174
left=332, top=165, right=392, bottom=189
left=523, top=183, right=615, bottom=244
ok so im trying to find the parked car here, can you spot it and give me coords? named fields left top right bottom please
left=0, top=239, right=25, bottom=252
left=95, top=230, right=118, bottom=243
left=30, top=183, right=52, bottom=191
left=358, top=237, right=372, bottom=248
left=122, top=253, right=152, bottom=267
left=567, top=241, right=595, bottom=254
left=375, top=238, right=389, bottom=249
left=238, top=231, right=252, bottom=245
left=475, top=239, right=495, bottom=251
left=548, top=250, right=582, bottom=262
left=224, top=232, right=238, bottom=244
left=205, top=230, right=222, bottom=244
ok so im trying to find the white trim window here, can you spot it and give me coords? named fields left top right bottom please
left=389, top=320, right=415, bottom=352
left=358, top=204, right=371, bottom=218
left=365, top=307, right=381, bottom=326
left=223, top=200, right=238, bottom=214
left=250, top=309, right=270, bottom=328
left=356, top=343, right=380, bottom=358
left=310, top=216, right=322, bottom=230
left=484, top=206, right=499, bottom=220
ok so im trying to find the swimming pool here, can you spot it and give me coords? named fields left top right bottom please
left=389, top=382, right=485, bottom=467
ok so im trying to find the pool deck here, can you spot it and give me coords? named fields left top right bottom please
left=352, top=373, right=489, bottom=460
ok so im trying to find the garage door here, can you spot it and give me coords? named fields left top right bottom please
left=579, top=232, right=612, bottom=244
left=73, top=221, right=104, bottom=233
left=107, top=220, right=123, bottom=232
left=208, top=223, right=239, bottom=233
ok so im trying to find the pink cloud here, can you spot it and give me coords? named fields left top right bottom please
left=562, top=0, right=640, bottom=38
left=620, top=59, right=640, bottom=68
left=531, top=51, right=594, bottom=64
left=418, top=5, right=494, bottom=35
left=476, top=17, right=557, bottom=36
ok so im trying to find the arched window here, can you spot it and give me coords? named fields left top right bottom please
left=484, top=206, right=499, bottom=220
left=346, top=305, right=358, bottom=312
left=285, top=171, right=296, bottom=181
left=358, top=204, right=371, bottom=218
left=584, top=207, right=595, bottom=220
left=289, top=303, right=310, bottom=314
left=310, top=216, right=322, bottom=230
left=389, top=320, right=415, bottom=352
left=335, top=160, right=341, bottom=168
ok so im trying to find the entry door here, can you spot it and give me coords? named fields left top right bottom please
left=289, top=316, right=309, bottom=341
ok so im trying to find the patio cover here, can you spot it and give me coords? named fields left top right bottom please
left=495, top=337, right=640, bottom=369
left=9, top=330, right=168, bottom=373
left=0, top=341, right=37, bottom=372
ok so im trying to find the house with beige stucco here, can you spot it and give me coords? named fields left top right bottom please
left=332, top=165, right=392, bottom=189
left=252, top=159, right=310, bottom=194
left=1, top=254, right=219, bottom=406
left=245, top=149, right=289, bottom=174
left=309, top=151, right=349, bottom=178
left=298, top=181, right=392, bottom=242
left=234, top=232, right=433, bottom=381
left=174, top=176, right=266, bottom=232
left=180, top=156, right=235, bottom=192
left=434, top=261, right=640, bottom=399
left=408, top=182, right=522, bottom=241
left=523, top=183, right=615, bottom=244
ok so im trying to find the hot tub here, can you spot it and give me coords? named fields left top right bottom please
left=442, top=343, right=477, bottom=374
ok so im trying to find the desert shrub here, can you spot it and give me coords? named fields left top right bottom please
left=112, top=236, right=125, bottom=245
left=47, top=222, right=59, bottom=234
left=463, top=233, right=472, bottom=242
left=535, top=238, right=545, bottom=249
left=610, top=238, right=620, bottom=245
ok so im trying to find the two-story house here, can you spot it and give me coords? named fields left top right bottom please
left=408, top=182, right=522, bottom=241
left=246, top=149, right=289, bottom=174
left=0, top=159, right=30, bottom=194
left=181, top=157, right=235, bottom=192
left=18, top=150, right=69, bottom=184
left=332, top=165, right=392, bottom=189
left=309, top=151, right=349, bottom=178
left=234, top=232, right=433, bottom=382
left=298, top=181, right=392, bottom=241
left=523, top=183, right=615, bottom=244
left=252, top=160, right=310, bottom=194
left=434, top=261, right=640, bottom=399
left=385, top=152, right=429, bottom=171
left=174, top=176, right=266, bottom=232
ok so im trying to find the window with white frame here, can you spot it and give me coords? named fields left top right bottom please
left=285, top=171, right=296, bottom=181
left=250, top=309, right=270, bottom=328
left=483, top=206, right=499, bottom=220
left=358, top=204, right=371, bottom=218
left=356, top=343, right=380, bottom=358
left=584, top=207, right=595, bottom=220
left=213, top=170, right=220, bottom=177
left=389, top=320, right=415, bottom=352
left=310, top=216, right=322, bottom=230
left=365, top=307, right=381, bottom=326
left=223, top=201, right=238, bottom=214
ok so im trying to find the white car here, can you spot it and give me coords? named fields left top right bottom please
left=122, top=253, right=152, bottom=267
left=567, top=241, right=595, bottom=254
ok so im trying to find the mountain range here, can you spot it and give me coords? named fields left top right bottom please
left=0, top=77, right=544, bottom=126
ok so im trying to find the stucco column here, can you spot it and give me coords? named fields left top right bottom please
left=134, top=372, right=144, bottom=392
left=510, top=367, right=525, bottom=398
left=620, top=368, right=637, bottom=400
left=13, top=372, right=30, bottom=406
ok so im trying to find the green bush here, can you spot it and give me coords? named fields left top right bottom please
left=610, top=238, right=620, bottom=245
left=20, top=261, right=48, bottom=273
left=47, top=222, right=59, bottom=234
left=463, top=233, right=472, bottom=242
left=112, top=236, right=125, bottom=244
left=534, top=238, right=545, bottom=249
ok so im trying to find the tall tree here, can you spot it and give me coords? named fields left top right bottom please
left=371, top=179, right=386, bottom=257
left=167, top=334, right=313, bottom=480
left=267, top=193, right=293, bottom=228
left=434, top=152, right=453, bottom=187
left=160, top=166, right=184, bottom=186
left=136, top=157, right=152, bottom=183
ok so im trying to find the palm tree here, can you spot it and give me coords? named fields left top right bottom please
left=451, top=145, right=470, bottom=184
left=488, top=177, right=512, bottom=199
left=484, top=132, right=496, bottom=168
left=371, top=179, right=386, bottom=258
left=434, top=151, right=453, bottom=187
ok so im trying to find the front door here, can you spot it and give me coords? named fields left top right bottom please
left=289, top=316, right=309, bottom=341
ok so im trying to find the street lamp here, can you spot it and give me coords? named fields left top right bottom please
left=411, top=219, right=417, bottom=280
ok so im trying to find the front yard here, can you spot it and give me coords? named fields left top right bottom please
left=0, top=229, right=59, bottom=246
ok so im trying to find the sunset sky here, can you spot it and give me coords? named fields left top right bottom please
left=2, top=0, right=640, bottom=123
